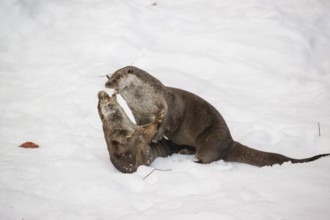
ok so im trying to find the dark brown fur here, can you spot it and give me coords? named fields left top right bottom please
left=97, top=91, right=188, bottom=173
left=105, top=66, right=330, bottom=166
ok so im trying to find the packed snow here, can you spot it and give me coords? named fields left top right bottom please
left=1, top=0, right=330, bottom=219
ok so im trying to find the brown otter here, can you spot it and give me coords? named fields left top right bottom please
left=105, top=66, right=329, bottom=166
left=97, top=90, right=189, bottom=173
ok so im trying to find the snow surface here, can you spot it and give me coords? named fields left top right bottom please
left=1, top=0, right=330, bottom=219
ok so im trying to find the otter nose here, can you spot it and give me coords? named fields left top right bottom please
left=105, top=81, right=111, bottom=88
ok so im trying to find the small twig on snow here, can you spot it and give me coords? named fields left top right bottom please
left=143, top=168, right=172, bottom=180
left=318, top=122, right=321, bottom=136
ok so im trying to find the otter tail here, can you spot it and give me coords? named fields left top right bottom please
left=224, top=141, right=330, bottom=167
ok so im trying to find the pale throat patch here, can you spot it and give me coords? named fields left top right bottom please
left=118, top=74, right=139, bottom=90
left=119, top=74, right=161, bottom=114
left=100, top=103, right=113, bottom=117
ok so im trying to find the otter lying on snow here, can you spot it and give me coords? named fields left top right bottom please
left=105, top=66, right=329, bottom=166
left=97, top=91, right=190, bottom=173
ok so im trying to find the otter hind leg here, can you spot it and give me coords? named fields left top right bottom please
left=193, top=131, right=226, bottom=163
left=195, top=139, right=232, bottom=164
left=195, top=147, right=219, bottom=164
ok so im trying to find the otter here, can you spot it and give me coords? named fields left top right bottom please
left=97, top=90, right=189, bottom=173
left=105, top=66, right=329, bottom=166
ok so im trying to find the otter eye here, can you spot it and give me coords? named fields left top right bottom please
left=127, top=69, right=133, bottom=74
left=116, top=75, right=120, bottom=80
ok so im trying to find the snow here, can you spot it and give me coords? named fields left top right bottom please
left=1, top=0, right=330, bottom=219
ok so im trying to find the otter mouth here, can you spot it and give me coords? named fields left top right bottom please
left=98, top=91, right=118, bottom=103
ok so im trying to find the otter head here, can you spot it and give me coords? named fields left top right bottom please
left=105, top=66, right=137, bottom=92
left=97, top=91, right=119, bottom=121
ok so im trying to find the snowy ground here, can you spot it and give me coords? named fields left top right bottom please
left=1, top=0, right=330, bottom=219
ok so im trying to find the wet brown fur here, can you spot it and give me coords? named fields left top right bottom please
left=97, top=91, right=188, bottom=173
left=105, top=66, right=329, bottom=166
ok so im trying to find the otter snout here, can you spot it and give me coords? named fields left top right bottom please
left=98, top=91, right=110, bottom=100
left=105, top=80, right=112, bottom=88
left=105, top=75, right=115, bottom=88
left=98, top=91, right=117, bottom=102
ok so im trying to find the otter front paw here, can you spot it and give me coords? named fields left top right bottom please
left=152, top=135, right=162, bottom=143
left=135, top=127, right=146, bottom=135
left=151, top=127, right=165, bottom=143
